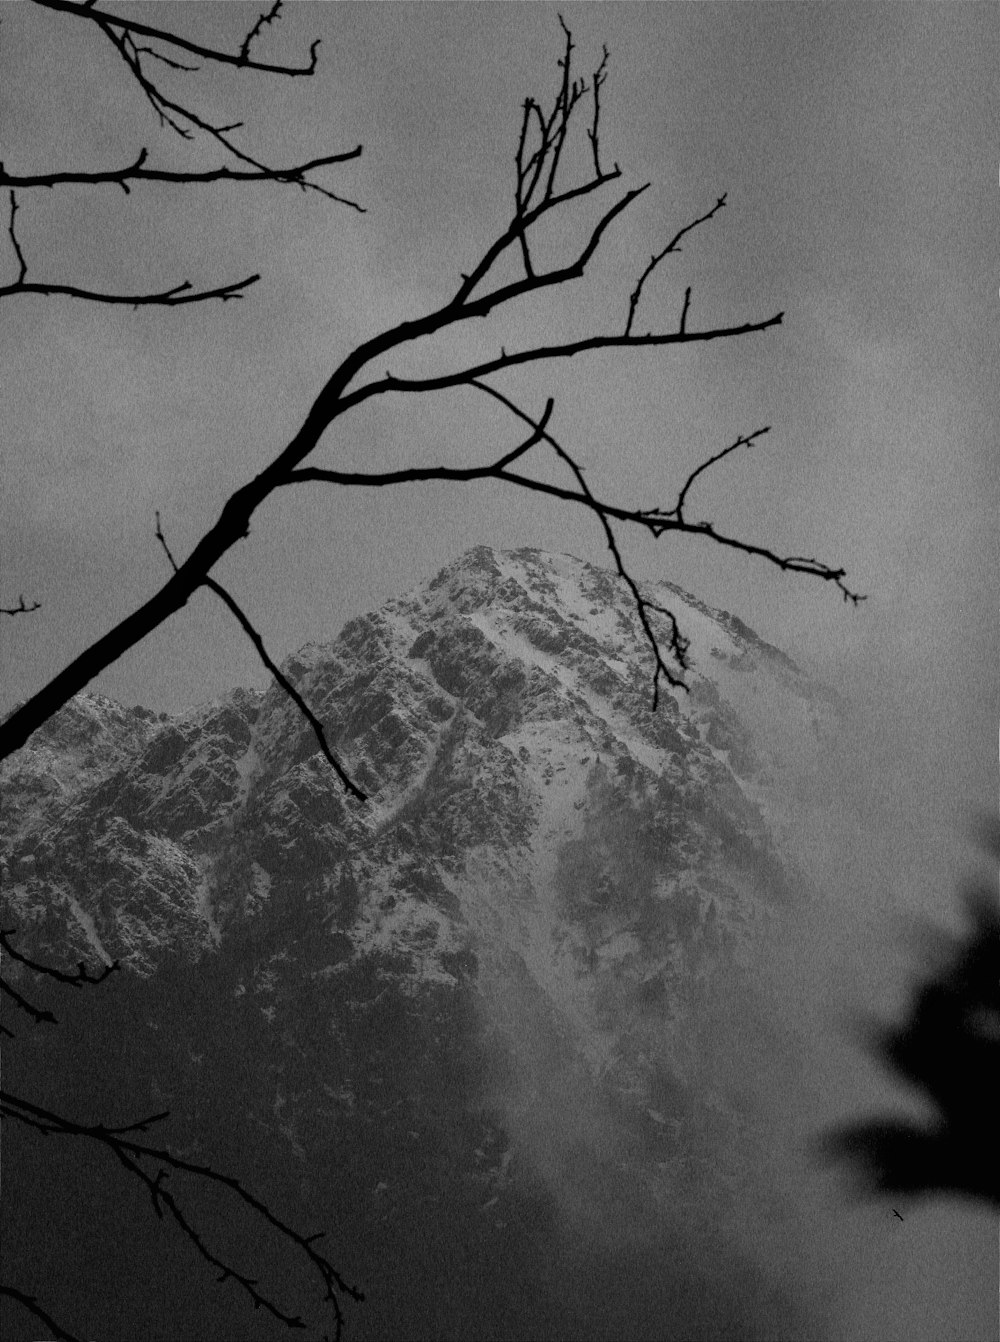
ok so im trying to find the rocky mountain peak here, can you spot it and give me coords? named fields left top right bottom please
left=2, top=547, right=856, bottom=1337
left=2, top=548, right=840, bottom=976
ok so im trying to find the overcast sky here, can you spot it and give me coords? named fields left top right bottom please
left=4, top=1, right=995, bottom=876
left=1, top=5, right=997, bottom=1337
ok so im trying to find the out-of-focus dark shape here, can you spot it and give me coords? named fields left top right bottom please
left=820, top=818, right=1000, bottom=1207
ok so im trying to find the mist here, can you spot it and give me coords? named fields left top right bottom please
left=463, top=683, right=997, bottom=1342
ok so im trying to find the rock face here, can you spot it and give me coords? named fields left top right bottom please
left=1, top=547, right=845, bottom=1341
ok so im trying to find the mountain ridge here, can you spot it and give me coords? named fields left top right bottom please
left=2, top=545, right=850, bottom=1339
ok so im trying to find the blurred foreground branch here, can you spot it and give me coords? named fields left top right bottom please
left=818, top=820, right=1000, bottom=1207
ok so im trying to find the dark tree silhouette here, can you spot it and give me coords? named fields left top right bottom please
left=0, top=8, right=861, bottom=783
left=2, top=4, right=863, bottom=1339
left=819, top=820, right=1000, bottom=1208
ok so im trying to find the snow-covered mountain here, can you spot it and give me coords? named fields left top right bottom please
left=1, top=547, right=848, bottom=1341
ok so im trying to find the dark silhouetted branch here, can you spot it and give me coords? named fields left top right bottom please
left=239, top=2, right=284, bottom=66
left=0, top=975, right=59, bottom=1026
left=656, top=425, right=771, bottom=526
left=468, top=381, right=692, bottom=703
left=0, top=929, right=119, bottom=987
left=6, top=191, right=27, bottom=283
left=0, top=1287, right=83, bottom=1342
left=0, top=594, right=41, bottom=617
left=0, top=274, right=259, bottom=307
left=20, top=2, right=362, bottom=210
left=285, top=409, right=862, bottom=626
left=587, top=45, right=610, bottom=177
left=206, top=577, right=367, bottom=804
left=0, top=1089, right=364, bottom=1339
left=90, top=13, right=339, bottom=198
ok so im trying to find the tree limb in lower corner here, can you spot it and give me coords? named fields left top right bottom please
left=0, top=974, right=59, bottom=1026
left=0, top=1089, right=365, bottom=1340
left=283, top=391, right=862, bottom=705
left=154, top=514, right=365, bottom=802
left=0, top=1286, right=83, bottom=1342
left=0, top=928, right=119, bottom=987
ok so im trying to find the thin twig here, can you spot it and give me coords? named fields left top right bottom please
left=0, top=274, right=259, bottom=306
left=1, top=1090, right=364, bottom=1338
left=0, top=147, right=364, bottom=205
left=0, top=20, right=857, bottom=771
left=0, top=928, right=119, bottom=986
left=206, top=577, right=368, bottom=802
left=625, top=193, right=727, bottom=336
left=468, top=382, right=692, bottom=701
left=669, top=426, right=770, bottom=524
left=0, top=594, right=41, bottom=616
left=0, top=975, right=58, bottom=1026
left=284, top=420, right=863, bottom=610
left=0, top=1287, right=83, bottom=1342
left=32, top=0, right=322, bottom=77
left=153, top=513, right=365, bottom=800
left=346, top=308, right=782, bottom=410
left=6, top=191, right=28, bottom=282
left=92, top=17, right=348, bottom=201
left=588, top=45, right=610, bottom=178
left=240, top=1, right=283, bottom=66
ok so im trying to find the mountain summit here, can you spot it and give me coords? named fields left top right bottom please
left=2, top=546, right=839, bottom=971
left=2, top=547, right=843, bottom=1340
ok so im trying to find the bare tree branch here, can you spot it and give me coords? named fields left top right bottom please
left=207, top=577, right=367, bottom=804
left=0, top=21, right=858, bottom=777
left=0, top=594, right=41, bottom=617
left=662, top=425, right=770, bottom=525
left=0, top=975, right=59, bottom=1026
left=0, top=146, right=364, bottom=203
left=587, top=45, right=610, bottom=178
left=1, top=276, right=259, bottom=307
left=467, top=382, right=692, bottom=703
left=87, top=14, right=355, bottom=208
left=3, top=193, right=261, bottom=304
left=6, top=191, right=27, bottom=283
left=344, top=310, right=784, bottom=411
left=283, top=416, right=862, bottom=608
left=31, top=0, right=322, bottom=78
left=0, top=1090, right=365, bottom=1339
left=154, top=515, right=365, bottom=802
left=239, top=1, right=284, bottom=67
left=625, top=193, right=727, bottom=336
left=0, top=1287, right=83, bottom=1342
left=21, top=2, right=362, bottom=209
left=0, top=929, right=119, bottom=987
left=679, top=284, right=692, bottom=334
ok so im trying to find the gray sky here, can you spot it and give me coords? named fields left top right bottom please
left=1, top=5, right=997, bottom=1337
left=4, top=1, right=995, bottom=878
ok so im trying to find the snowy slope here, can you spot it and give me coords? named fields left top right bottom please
left=1, top=546, right=848, bottom=1252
